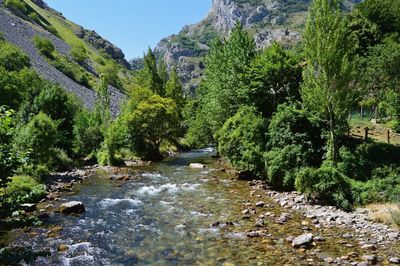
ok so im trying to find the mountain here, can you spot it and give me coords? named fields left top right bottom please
left=0, top=0, right=130, bottom=116
left=146, top=0, right=362, bottom=94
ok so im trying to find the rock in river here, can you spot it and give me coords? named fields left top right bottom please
left=20, top=203, right=36, bottom=212
left=292, top=233, right=314, bottom=248
left=189, top=163, right=206, bottom=169
left=60, top=201, right=85, bottom=214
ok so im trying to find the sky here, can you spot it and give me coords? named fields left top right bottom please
left=44, top=0, right=211, bottom=60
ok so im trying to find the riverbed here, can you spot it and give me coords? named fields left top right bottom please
left=1, top=149, right=399, bottom=265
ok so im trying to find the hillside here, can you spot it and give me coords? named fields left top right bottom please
left=0, top=0, right=131, bottom=116
left=147, top=0, right=362, bottom=94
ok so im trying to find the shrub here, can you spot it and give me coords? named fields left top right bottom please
left=98, top=63, right=122, bottom=89
left=33, top=36, right=55, bottom=58
left=3, top=175, right=46, bottom=209
left=97, top=117, right=127, bottom=166
left=13, top=112, right=58, bottom=166
left=46, top=26, right=59, bottom=37
left=0, top=41, right=30, bottom=71
left=4, top=0, right=27, bottom=14
left=295, top=164, right=354, bottom=211
left=216, top=106, right=267, bottom=176
left=71, top=44, right=88, bottom=64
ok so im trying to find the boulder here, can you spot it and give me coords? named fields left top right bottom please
left=292, top=233, right=314, bottom=248
left=60, top=201, right=85, bottom=214
left=189, top=163, right=206, bottom=169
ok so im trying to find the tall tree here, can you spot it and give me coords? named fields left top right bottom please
left=165, top=66, right=184, bottom=108
left=301, top=0, right=354, bottom=162
left=137, top=48, right=164, bottom=95
left=157, top=58, right=169, bottom=92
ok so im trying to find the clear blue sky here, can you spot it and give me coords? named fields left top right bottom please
left=44, top=0, right=211, bottom=60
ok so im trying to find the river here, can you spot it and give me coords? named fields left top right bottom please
left=1, top=149, right=400, bottom=265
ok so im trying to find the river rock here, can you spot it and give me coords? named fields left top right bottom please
left=292, top=233, right=314, bottom=248
left=362, top=255, right=378, bottom=264
left=20, top=203, right=36, bottom=212
left=389, top=257, right=400, bottom=264
left=189, top=163, right=206, bottom=169
left=60, top=201, right=85, bottom=214
left=255, top=201, right=265, bottom=208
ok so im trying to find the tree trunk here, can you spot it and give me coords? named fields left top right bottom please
left=329, top=111, right=337, bottom=163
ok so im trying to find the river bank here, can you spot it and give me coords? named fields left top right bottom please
left=1, top=150, right=399, bottom=265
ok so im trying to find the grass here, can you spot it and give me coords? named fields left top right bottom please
left=366, top=203, right=400, bottom=227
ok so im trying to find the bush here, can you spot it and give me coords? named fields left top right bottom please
left=71, top=44, right=88, bottom=64
left=46, top=26, right=59, bottom=37
left=33, top=36, right=55, bottom=58
left=295, top=164, right=354, bottom=211
left=4, top=0, right=27, bottom=14
left=2, top=175, right=46, bottom=209
left=216, top=106, right=267, bottom=176
left=13, top=112, right=58, bottom=166
left=98, top=63, right=122, bottom=89
left=0, top=41, right=30, bottom=71
left=97, top=117, right=127, bottom=166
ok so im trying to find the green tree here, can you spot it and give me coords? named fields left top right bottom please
left=13, top=112, right=58, bottom=166
left=125, top=95, right=180, bottom=161
left=301, top=0, right=354, bottom=162
left=358, top=0, right=400, bottom=35
left=216, top=106, right=267, bottom=176
left=157, top=58, right=169, bottom=91
left=136, top=48, right=164, bottom=95
left=246, top=43, right=302, bottom=118
left=165, top=66, right=184, bottom=109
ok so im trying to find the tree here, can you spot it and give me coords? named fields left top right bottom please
left=246, top=43, right=302, bottom=118
left=136, top=48, right=164, bottom=95
left=125, top=95, right=180, bottom=161
left=157, top=58, right=169, bottom=91
left=358, top=0, right=400, bottom=35
left=216, top=106, right=267, bottom=176
left=301, top=0, right=354, bottom=162
left=165, top=66, right=184, bottom=109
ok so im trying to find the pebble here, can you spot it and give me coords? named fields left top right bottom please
left=389, top=257, right=400, bottom=264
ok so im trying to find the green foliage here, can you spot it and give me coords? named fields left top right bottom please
left=4, top=0, right=27, bottom=13
left=13, top=112, right=58, bottom=167
left=72, top=109, right=103, bottom=157
left=358, top=0, right=400, bottom=35
left=165, top=66, right=184, bottom=109
left=50, top=55, right=92, bottom=87
left=301, top=0, right=355, bottom=161
left=71, top=44, right=88, bottom=64
left=338, top=142, right=400, bottom=181
left=246, top=43, right=302, bottom=117
left=351, top=167, right=400, bottom=204
left=2, top=176, right=46, bottom=209
left=33, top=36, right=55, bottom=59
left=216, top=106, right=267, bottom=176
left=125, top=94, right=180, bottom=160
left=136, top=48, right=164, bottom=95
left=264, top=103, right=324, bottom=190
left=295, top=164, right=354, bottom=211
left=98, top=63, right=122, bottom=89
left=0, top=41, right=30, bottom=72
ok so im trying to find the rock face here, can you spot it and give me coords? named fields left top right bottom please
left=60, top=201, right=85, bottom=214
left=77, top=28, right=130, bottom=68
left=145, top=0, right=362, bottom=94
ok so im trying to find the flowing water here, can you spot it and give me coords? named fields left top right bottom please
left=2, top=149, right=400, bottom=265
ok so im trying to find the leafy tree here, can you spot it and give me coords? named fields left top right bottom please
left=125, top=95, right=180, bottom=160
left=358, top=0, right=400, bottom=35
left=13, top=112, right=58, bottom=166
left=246, top=43, right=302, bottom=118
left=0, top=41, right=30, bottom=71
left=136, top=48, right=164, bottom=95
left=165, top=66, right=184, bottom=109
left=157, top=58, right=169, bottom=91
left=301, top=0, right=354, bottom=162
left=33, top=36, right=55, bottom=59
left=216, top=106, right=267, bottom=176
